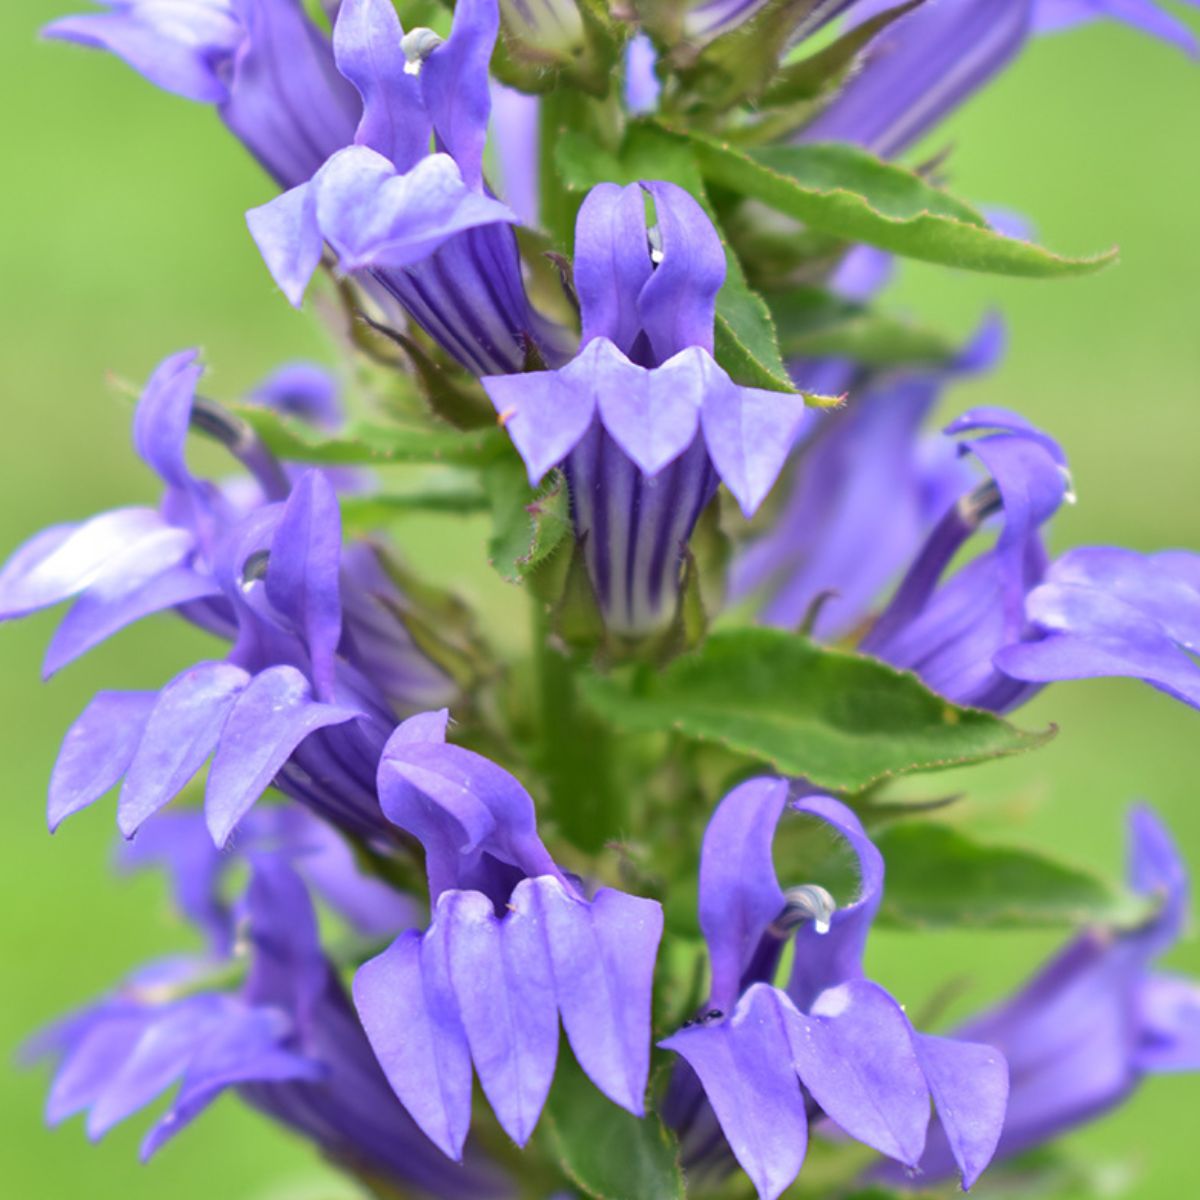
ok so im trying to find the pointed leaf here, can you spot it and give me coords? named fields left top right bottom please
left=578, top=629, right=1052, bottom=792
left=682, top=131, right=1117, bottom=278
left=873, top=819, right=1155, bottom=931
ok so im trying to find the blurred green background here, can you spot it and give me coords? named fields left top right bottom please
left=2, top=3, right=1199, bottom=1197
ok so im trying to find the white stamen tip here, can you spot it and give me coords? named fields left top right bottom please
left=401, top=27, right=444, bottom=70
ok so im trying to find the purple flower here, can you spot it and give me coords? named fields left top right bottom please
left=859, top=408, right=1072, bottom=712
left=994, top=546, right=1200, bottom=708
left=482, top=181, right=808, bottom=635
left=0, top=350, right=293, bottom=677
left=353, top=709, right=664, bottom=1158
left=893, top=804, right=1200, bottom=1185
left=799, top=0, right=1196, bottom=159
left=43, top=466, right=454, bottom=846
left=0, top=350, right=453, bottom=844
left=247, top=0, right=568, bottom=376
left=659, top=779, right=1008, bottom=1200
left=732, top=317, right=1000, bottom=638
left=852, top=410, right=1200, bottom=715
left=26, top=834, right=509, bottom=1198
left=45, top=1, right=363, bottom=188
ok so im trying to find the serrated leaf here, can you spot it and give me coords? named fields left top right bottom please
left=874, top=820, right=1154, bottom=931
left=578, top=629, right=1052, bottom=793
left=553, top=124, right=798, bottom=392
left=484, top=452, right=572, bottom=584
left=713, top=265, right=797, bottom=391
left=539, top=1053, right=685, bottom=1200
left=227, top=403, right=507, bottom=467
left=681, top=132, right=1118, bottom=278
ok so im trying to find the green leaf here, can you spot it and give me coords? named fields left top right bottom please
left=539, top=1054, right=685, bottom=1200
left=713, top=260, right=797, bottom=391
left=227, top=403, right=507, bottom=467
left=682, top=132, right=1118, bottom=278
left=578, top=629, right=1052, bottom=793
left=874, top=820, right=1154, bottom=930
left=768, top=286, right=959, bottom=366
left=553, top=124, right=799, bottom=393
left=483, top=451, right=572, bottom=584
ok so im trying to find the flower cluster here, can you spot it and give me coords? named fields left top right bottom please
left=8, top=0, right=1200, bottom=1196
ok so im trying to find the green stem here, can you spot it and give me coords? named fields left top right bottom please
left=530, top=601, right=623, bottom=855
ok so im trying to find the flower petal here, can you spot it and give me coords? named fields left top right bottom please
left=353, top=928, right=474, bottom=1160
left=333, top=0, right=430, bottom=169
left=86, top=996, right=230, bottom=1139
left=699, top=359, right=808, bottom=518
left=595, top=342, right=704, bottom=477
left=996, top=581, right=1200, bottom=709
left=787, top=795, right=885, bottom=1009
left=526, top=876, right=662, bottom=1116
left=45, top=560, right=216, bottom=678
left=45, top=1013, right=147, bottom=1125
left=661, top=984, right=808, bottom=1200
left=913, top=1032, right=1008, bottom=1190
left=313, top=147, right=515, bottom=274
left=118, top=662, right=251, bottom=838
left=574, top=183, right=654, bottom=354
left=791, top=979, right=929, bottom=1168
left=482, top=353, right=598, bottom=484
left=797, top=0, right=1031, bottom=157
left=141, top=1004, right=318, bottom=1159
left=132, top=349, right=205, bottom=489
left=638, top=181, right=726, bottom=360
left=420, top=0, right=499, bottom=188
left=442, top=888, right=559, bottom=1145
left=377, top=731, right=559, bottom=901
left=49, top=691, right=158, bottom=831
left=246, top=181, right=323, bottom=308
left=0, top=507, right=168, bottom=617
left=697, top=777, right=788, bottom=1012
left=43, top=10, right=239, bottom=104
left=1136, top=972, right=1200, bottom=1073
left=205, top=665, right=359, bottom=846
left=265, top=470, right=343, bottom=700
